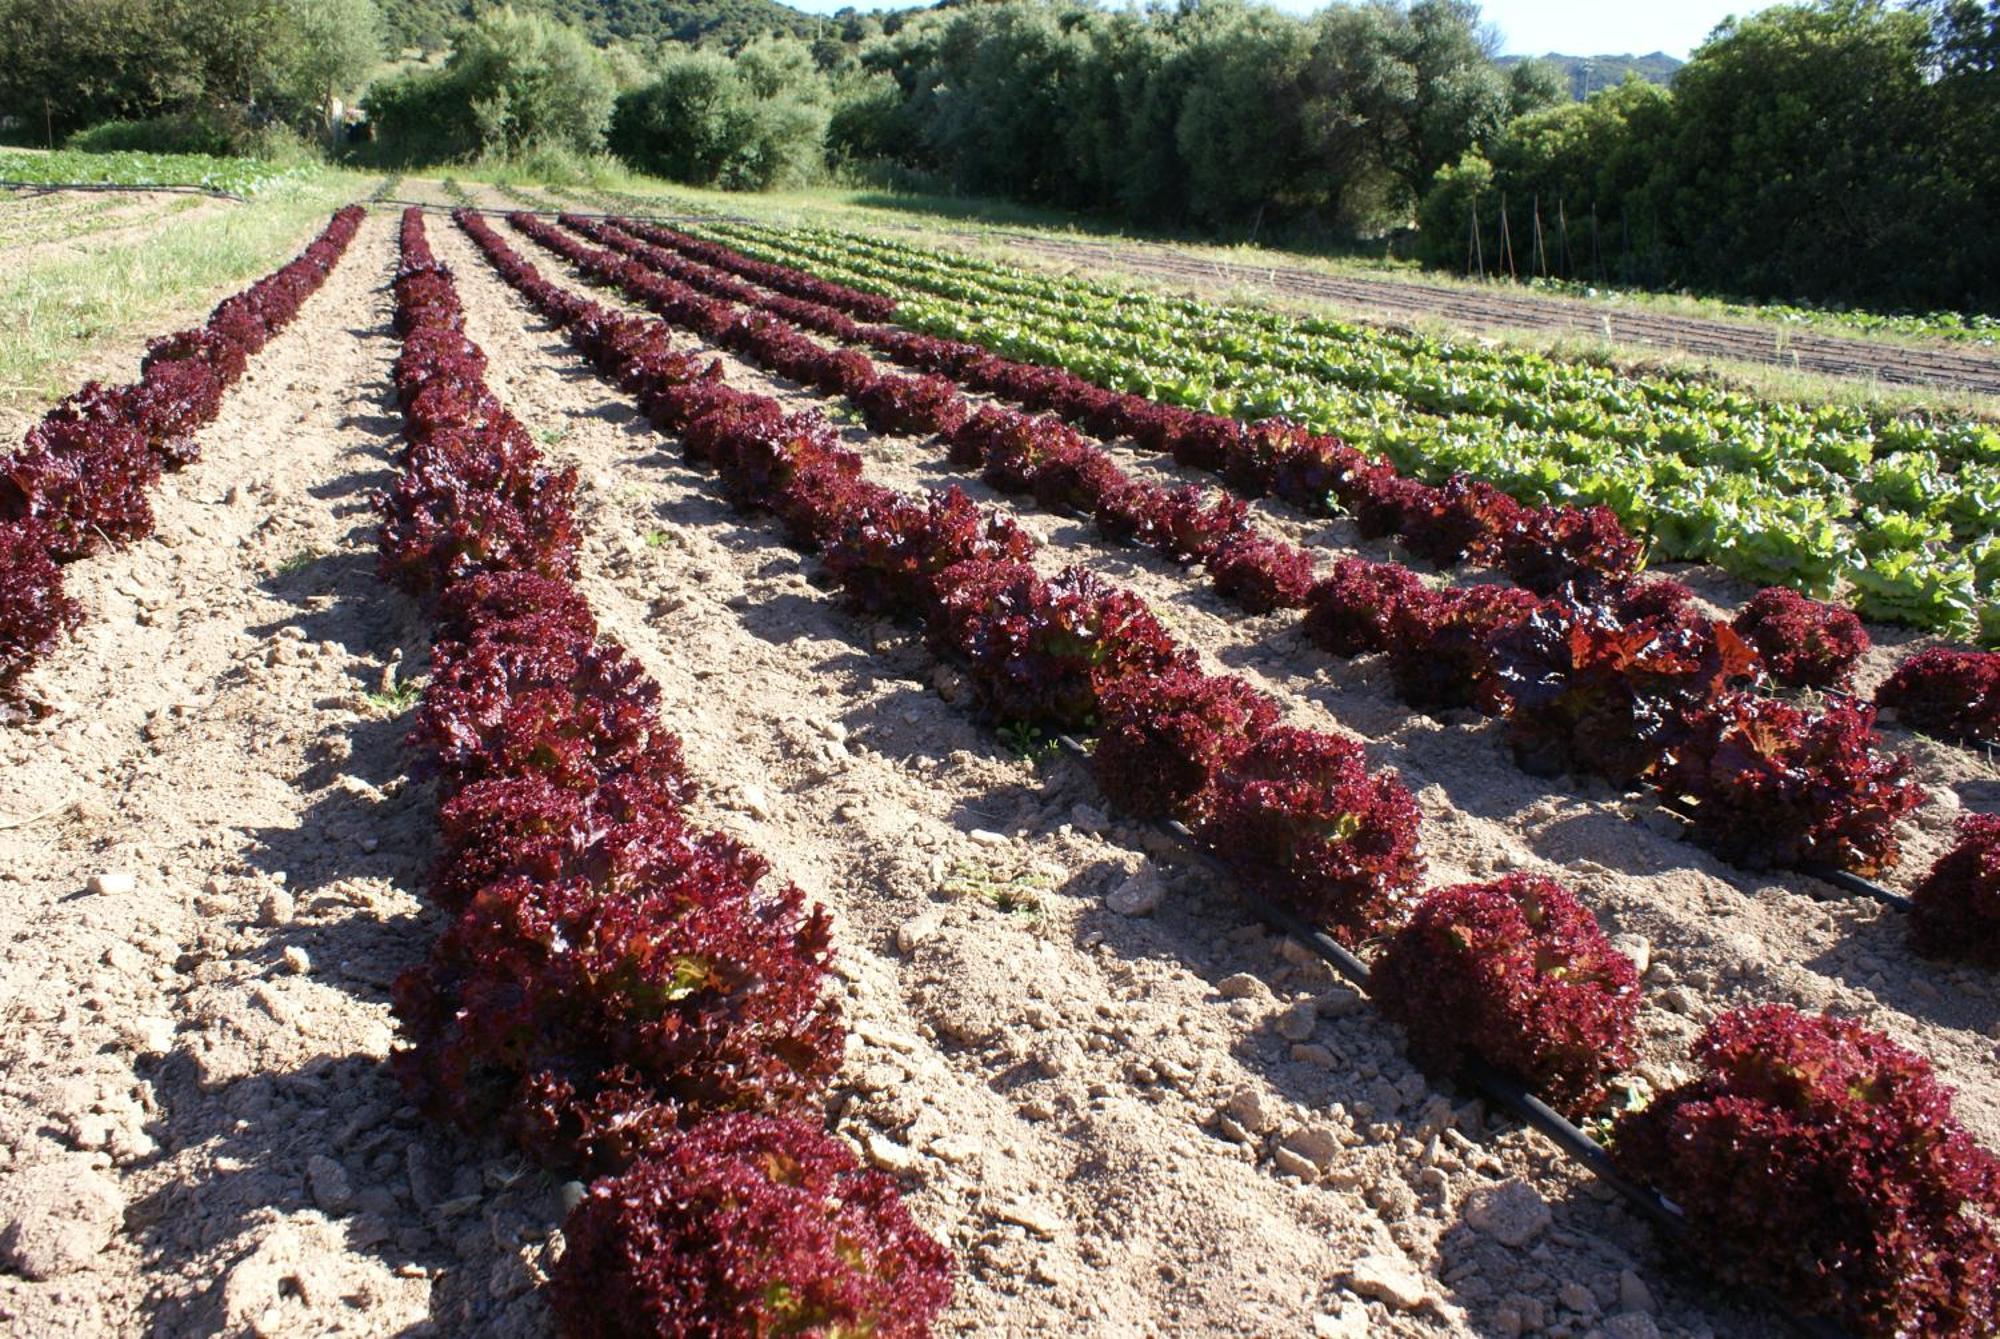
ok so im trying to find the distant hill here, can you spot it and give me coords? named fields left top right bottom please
left=381, top=0, right=823, bottom=53
left=1498, top=52, right=1684, bottom=101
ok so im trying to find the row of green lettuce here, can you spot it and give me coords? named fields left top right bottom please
left=0, top=150, right=312, bottom=198
left=585, top=198, right=1994, bottom=639
left=1518, top=276, right=2000, bottom=348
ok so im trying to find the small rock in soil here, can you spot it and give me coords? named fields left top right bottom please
left=1106, top=871, right=1162, bottom=917
left=87, top=872, right=136, bottom=896
left=1281, top=1125, right=1343, bottom=1171
left=0, top=1157, right=124, bottom=1279
left=1271, top=1147, right=1318, bottom=1179
left=896, top=914, right=943, bottom=954
left=1275, top=1000, right=1318, bottom=1042
left=1347, top=1252, right=1428, bottom=1311
left=1223, top=1087, right=1277, bottom=1134
left=1619, top=1269, right=1656, bottom=1315
left=306, top=1154, right=355, bottom=1216
left=1217, top=972, right=1267, bottom=1001
left=865, top=1134, right=916, bottom=1173
left=1464, top=1180, right=1551, bottom=1247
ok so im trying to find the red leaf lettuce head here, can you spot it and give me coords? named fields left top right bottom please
left=1611, top=1004, right=2000, bottom=1337
left=1302, top=558, right=1429, bottom=657
left=1373, top=874, right=1639, bottom=1118
left=551, top=1112, right=953, bottom=1339
left=393, top=829, right=842, bottom=1173
left=1192, top=725, right=1424, bottom=945
left=1910, top=813, right=2000, bottom=965
left=1876, top=647, right=2000, bottom=747
left=1673, top=692, right=1924, bottom=875
left=925, top=562, right=1190, bottom=731
left=1732, top=586, right=1870, bottom=691
left=1490, top=599, right=1758, bottom=785
left=1093, top=668, right=1280, bottom=821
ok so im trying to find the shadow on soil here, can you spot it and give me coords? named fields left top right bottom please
left=126, top=324, right=561, bottom=1338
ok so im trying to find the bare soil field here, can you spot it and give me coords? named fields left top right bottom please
left=0, top=204, right=1993, bottom=1337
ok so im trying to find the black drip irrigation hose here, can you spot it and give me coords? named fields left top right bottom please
left=1651, top=795, right=1913, bottom=912
left=1050, top=733, right=1851, bottom=1339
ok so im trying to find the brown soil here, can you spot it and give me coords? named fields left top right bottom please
left=0, top=206, right=1991, bottom=1338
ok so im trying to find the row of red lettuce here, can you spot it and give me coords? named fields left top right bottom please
left=381, top=208, right=952, bottom=1337
left=524, top=211, right=1997, bottom=965
left=462, top=207, right=1998, bottom=1338
left=0, top=206, right=366, bottom=701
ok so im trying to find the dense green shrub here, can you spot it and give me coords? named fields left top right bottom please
left=610, top=41, right=830, bottom=191
left=366, top=7, right=615, bottom=164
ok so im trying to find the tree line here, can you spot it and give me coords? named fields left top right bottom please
left=1422, top=1, right=1998, bottom=311
left=0, top=0, right=1993, bottom=312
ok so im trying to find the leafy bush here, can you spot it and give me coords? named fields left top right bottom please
left=610, top=49, right=830, bottom=192
left=1093, top=668, right=1280, bottom=820
left=1490, top=600, right=1758, bottom=783
left=1194, top=725, right=1424, bottom=944
left=925, top=561, right=1188, bottom=730
left=1673, top=694, right=1924, bottom=874
left=1302, top=558, right=1428, bottom=656
left=366, top=9, right=617, bottom=163
left=551, top=1113, right=953, bottom=1338
left=1732, top=586, right=1870, bottom=690
left=0, top=520, right=77, bottom=695
left=1374, top=874, right=1640, bottom=1117
left=1908, top=814, right=2000, bottom=965
left=1876, top=648, right=2000, bottom=746
left=1384, top=582, right=1543, bottom=713
left=1611, top=1005, right=2000, bottom=1337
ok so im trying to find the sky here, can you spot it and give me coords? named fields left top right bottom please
left=783, top=0, right=1780, bottom=61
left=1455, top=0, right=1776, bottom=59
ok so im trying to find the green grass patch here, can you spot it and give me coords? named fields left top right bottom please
left=365, top=680, right=423, bottom=715
left=0, top=171, right=370, bottom=417
left=0, top=149, right=314, bottom=197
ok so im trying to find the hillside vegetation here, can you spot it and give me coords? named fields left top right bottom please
left=378, top=0, right=821, bottom=52
left=1496, top=51, right=1683, bottom=99
left=1, top=0, right=1994, bottom=314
